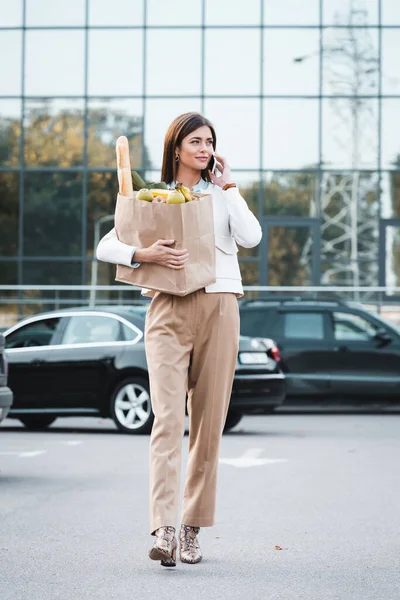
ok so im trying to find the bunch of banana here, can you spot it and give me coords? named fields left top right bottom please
left=175, top=182, right=195, bottom=202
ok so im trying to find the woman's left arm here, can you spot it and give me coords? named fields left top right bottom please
left=210, top=153, right=262, bottom=249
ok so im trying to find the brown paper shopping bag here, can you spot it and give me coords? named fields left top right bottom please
left=114, top=192, right=216, bottom=296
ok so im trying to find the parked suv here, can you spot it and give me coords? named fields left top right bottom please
left=239, top=296, right=400, bottom=404
left=0, top=332, right=13, bottom=422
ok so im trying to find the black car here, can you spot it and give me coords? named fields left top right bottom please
left=3, top=306, right=285, bottom=434
left=240, top=296, right=400, bottom=404
left=0, top=332, right=13, bottom=422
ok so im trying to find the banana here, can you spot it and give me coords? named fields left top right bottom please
left=150, top=189, right=170, bottom=198
left=176, top=182, right=193, bottom=202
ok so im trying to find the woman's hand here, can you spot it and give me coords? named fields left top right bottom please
left=135, top=240, right=189, bottom=270
left=208, top=152, right=232, bottom=188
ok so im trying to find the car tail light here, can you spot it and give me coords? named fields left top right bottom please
left=269, top=344, right=281, bottom=363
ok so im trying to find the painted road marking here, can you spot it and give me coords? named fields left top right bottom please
left=219, top=448, right=288, bottom=468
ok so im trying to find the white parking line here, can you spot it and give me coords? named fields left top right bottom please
left=62, top=441, right=83, bottom=446
left=0, top=450, right=46, bottom=458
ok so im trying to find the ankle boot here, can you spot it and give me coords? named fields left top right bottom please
left=179, top=525, right=202, bottom=564
left=149, top=526, right=177, bottom=567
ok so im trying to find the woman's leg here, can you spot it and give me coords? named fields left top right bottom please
left=181, top=292, right=239, bottom=527
left=145, top=293, right=193, bottom=535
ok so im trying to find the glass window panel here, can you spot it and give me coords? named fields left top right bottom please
left=0, top=100, right=21, bottom=167
left=382, top=30, right=400, bottom=95
left=88, top=30, right=143, bottom=96
left=385, top=226, right=400, bottom=288
left=144, top=99, right=202, bottom=170
left=87, top=172, right=117, bottom=257
left=0, top=264, right=17, bottom=288
left=381, top=172, right=400, bottom=218
left=22, top=261, right=82, bottom=285
left=0, top=0, right=22, bottom=26
left=264, top=0, right=319, bottom=25
left=382, top=100, right=400, bottom=169
left=227, top=171, right=260, bottom=259
left=323, top=0, right=378, bottom=25
left=382, top=0, right=400, bottom=24
left=322, top=28, right=379, bottom=96
left=206, top=0, right=260, bottom=25
left=0, top=32, right=22, bottom=95
left=266, top=225, right=314, bottom=285
left=205, top=30, right=260, bottom=95
left=264, top=29, right=319, bottom=95
left=24, top=99, right=84, bottom=167
left=332, top=311, right=378, bottom=341
left=320, top=171, right=379, bottom=286
left=0, top=173, right=19, bottom=256
left=148, top=0, right=202, bottom=25
left=204, top=99, right=260, bottom=169
left=239, top=262, right=259, bottom=286
left=25, top=31, right=85, bottom=95
left=26, top=0, right=85, bottom=26
left=23, top=173, right=82, bottom=257
left=263, top=99, right=319, bottom=169
left=89, top=0, right=143, bottom=26
left=283, top=312, right=324, bottom=340
left=87, top=99, right=143, bottom=168
left=147, top=30, right=201, bottom=95
left=5, top=317, right=62, bottom=348
left=62, top=315, right=120, bottom=344
left=323, top=99, right=378, bottom=169
left=262, top=171, right=318, bottom=217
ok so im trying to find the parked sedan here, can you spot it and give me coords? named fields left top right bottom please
left=3, top=306, right=285, bottom=433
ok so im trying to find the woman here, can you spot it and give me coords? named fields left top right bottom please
left=97, top=112, right=262, bottom=567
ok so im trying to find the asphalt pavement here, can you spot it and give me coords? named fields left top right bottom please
left=0, top=413, right=399, bottom=600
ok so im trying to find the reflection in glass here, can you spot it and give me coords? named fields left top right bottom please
left=265, top=29, right=319, bottom=95
left=385, top=226, right=400, bottom=288
left=382, top=0, right=400, bottom=24
left=381, top=172, right=400, bottom=218
left=0, top=100, right=21, bottom=167
left=23, top=173, right=82, bottom=257
left=87, top=172, right=118, bottom=257
left=204, top=99, right=260, bottom=169
left=0, top=263, right=17, bottom=288
left=323, top=99, right=378, bottom=169
left=263, top=100, right=319, bottom=169
left=89, top=0, right=143, bottom=26
left=144, top=99, right=202, bottom=169
left=323, top=27, right=379, bottom=96
left=382, top=31, right=400, bottom=95
left=26, top=0, right=85, bottom=26
left=0, top=0, right=22, bottom=26
left=147, top=30, right=201, bottom=95
left=320, top=171, right=378, bottom=286
left=87, top=99, right=144, bottom=168
left=239, top=262, right=259, bottom=285
left=264, top=0, right=319, bottom=24
left=24, top=99, right=84, bottom=167
left=22, top=261, right=82, bottom=285
left=323, top=0, right=378, bottom=25
left=89, top=31, right=143, bottom=96
left=205, top=30, right=260, bottom=95
left=206, top=0, right=260, bottom=25
left=262, top=172, right=318, bottom=217
left=148, top=0, right=202, bottom=25
left=0, top=173, right=19, bottom=256
left=266, top=226, right=313, bottom=286
left=0, top=32, right=22, bottom=95
left=25, top=31, right=85, bottom=95
left=381, top=100, right=400, bottom=169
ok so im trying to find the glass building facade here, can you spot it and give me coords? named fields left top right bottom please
left=1, top=0, right=400, bottom=298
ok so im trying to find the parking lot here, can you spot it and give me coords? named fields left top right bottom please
left=1, top=412, right=399, bottom=600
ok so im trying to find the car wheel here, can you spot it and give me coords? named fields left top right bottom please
left=19, top=415, right=57, bottom=430
left=110, top=376, right=154, bottom=435
left=223, top=410, right=243, bottom=433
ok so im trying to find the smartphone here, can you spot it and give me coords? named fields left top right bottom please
left=211, top=155, right=218, bottom=175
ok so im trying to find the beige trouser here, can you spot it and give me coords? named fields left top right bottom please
left=145, top=289, right=239, bottom=535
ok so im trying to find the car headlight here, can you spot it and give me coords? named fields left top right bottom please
left=239, top=352, right=269, bottom=365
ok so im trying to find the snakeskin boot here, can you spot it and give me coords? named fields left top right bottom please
left=149, top=526, right=177, bottom=567
left=179, top=525, right=202, bottom=564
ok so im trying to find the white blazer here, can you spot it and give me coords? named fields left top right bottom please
left=96, top=183, right=262, bottom=297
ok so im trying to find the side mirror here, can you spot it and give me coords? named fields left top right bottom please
left=374, top=328, right=392, bottom=345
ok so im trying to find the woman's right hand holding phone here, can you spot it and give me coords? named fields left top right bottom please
left=134, top=240, right=189, bottom=270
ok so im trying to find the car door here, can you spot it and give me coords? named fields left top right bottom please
left=46, top=312, right=130, bottom=409
left=5, top=316, right=65, bottom=409
left=327, top=309, right=400, bottom=397
left=269, top=308, right=335, bottom=398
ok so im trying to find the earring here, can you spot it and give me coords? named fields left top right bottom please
left=175, top=154, right=179, bottom=162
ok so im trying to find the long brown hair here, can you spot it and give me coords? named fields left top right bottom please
left=161, top=112, right=217, bottom=185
